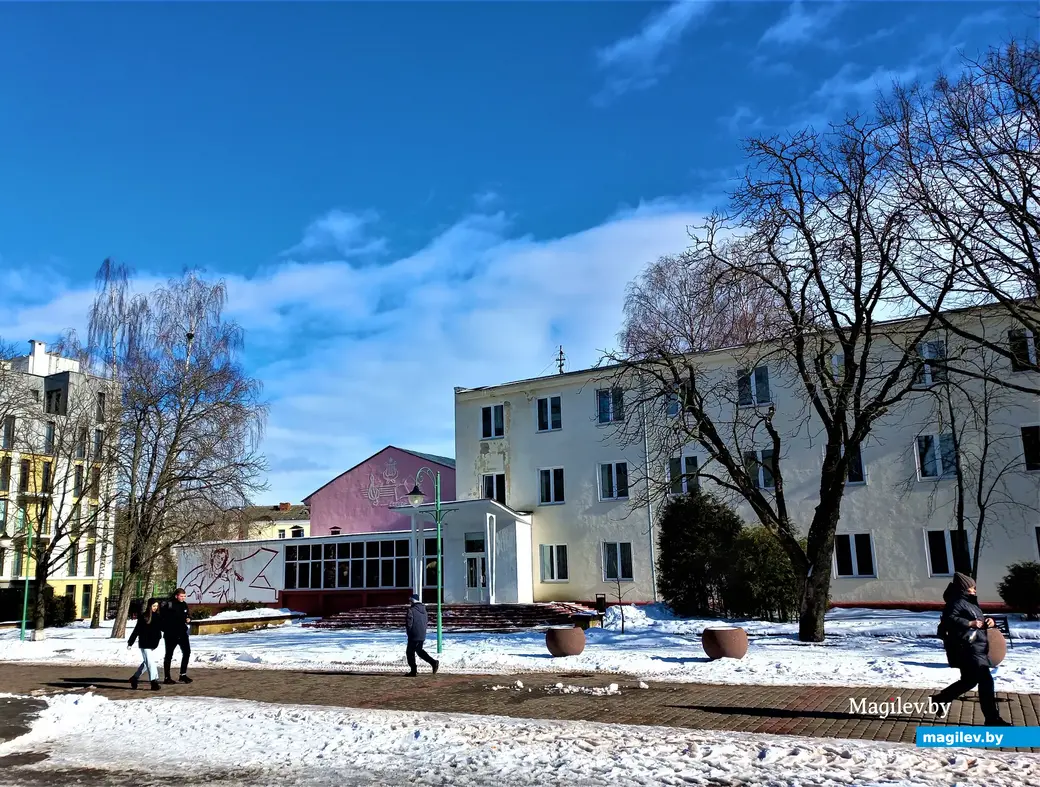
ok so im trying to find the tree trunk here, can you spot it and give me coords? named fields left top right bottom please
left=798, top=568, right=831, bottom=642
left=90, top=534, right=110, bottom=629
left=797, top=495, right=841, bottom=642
left=110, top=570, right=138, bottom=639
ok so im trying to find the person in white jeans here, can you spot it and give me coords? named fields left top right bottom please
left=128, top=598, right=164, bottom=691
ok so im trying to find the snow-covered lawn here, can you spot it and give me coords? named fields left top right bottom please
left=204, top=607, right=300, bottom=621
left=2, top=692, right=1035, bottom=787
left=2, top=606, right=1037, bottom=693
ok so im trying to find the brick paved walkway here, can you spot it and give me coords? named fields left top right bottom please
left=3, top=664, right=1038, bottom=751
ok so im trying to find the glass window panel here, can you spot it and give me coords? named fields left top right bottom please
left=854, top=534, right=874, bottom=576
left=835, top=535, right=854, bottom=577
left=351, top=542, right=364, bottom=558
left=323, top=561, right=336, bottom=589
left=350, top=560, right=364, bottom=588
left=337, top=561, right=350, bottom=588
left=365, top=559, right=380, bottom=587
left=324, top=544, right=336, bottom=560
left=395, top=558, right=410, bottom=587
left=337, top=543, right=350, bottom=559
left=366, top=541, right=379, bottom=558
left=380, top=540, right=395, bottom=557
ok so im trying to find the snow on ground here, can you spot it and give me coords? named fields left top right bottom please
left=2, top=692, right=1035, bottom=787
left=1, top=607, right=1037, bottom=693
left=204, top=607, right=300, bottom=622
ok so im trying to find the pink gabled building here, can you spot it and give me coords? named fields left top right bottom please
left=304, top=446, right=457, bottom=536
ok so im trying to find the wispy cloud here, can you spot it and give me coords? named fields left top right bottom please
left=814, top=63, right=920, bottom=107
left=760, top=0, right=844, bottom=48
left=473, top=190, right=500, bottom=210
left=281, top=208, right=388, bottom=260
left=594, top=1, right=715, bottom=104
left=0, top=202, right=703, bottom=503
left=719, top=105, right=765, bottom=136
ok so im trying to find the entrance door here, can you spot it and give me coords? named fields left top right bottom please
left=463, top=532, right=488, bottom=603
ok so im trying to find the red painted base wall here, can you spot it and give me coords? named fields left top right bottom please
left=279, top=589, right=412, bottom=617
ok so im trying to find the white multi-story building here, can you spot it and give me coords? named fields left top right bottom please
left=0, top=340, right=117, bottom=620
left=453, top=310, right=1040, bottom=607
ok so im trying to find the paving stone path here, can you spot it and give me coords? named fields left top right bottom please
left=2, top=663, right=1038, bottom=752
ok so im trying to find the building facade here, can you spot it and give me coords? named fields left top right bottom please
left=0, top=340, right=117, bottom=620
left=453, top=311, right=1040, bottom=607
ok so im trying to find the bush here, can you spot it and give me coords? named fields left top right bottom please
left=657, top=488, right=743, bottom=616
left=190, top=606, right=213, bottom=621
left=44, top=587, right=77, bottom=628
left=0, top=586, right=75, bottom=628
left=722, top=527, right=801, bottom=622
left=224, top=601, right=264, bottom=612
left=998, top=562, right=1040, bottom=619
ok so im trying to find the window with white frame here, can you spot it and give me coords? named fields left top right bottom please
left=744, top=449, right=777, bottom=490
left=538, top=467, right=565, bottom=504
left=482, top=473, right=506, bottom=505
left=846, top=445, right=865, bottom=484
left=540, top=544, right=569, bottom=582
left=284, top=539, right=410, bottom=590
left=1021, top=426, right=1040, bottom=472
left=44, top=422, right=55, bottom=454
left=481, top=404, right=505, bottom=439
left=67, top=542, right=78, bottom=577
left=277, top=530, right=286, bottom=539
left=665, top=382, right=694, bottom=417
left=916, top=434, right=956, bottom=479
left=84, top=542, right=96, bottom=577
left=737, top=366, right=770, bottom=407
left=926, top=529, right=969, bottom=577
left=603, top=541, right=634, bottom=581
left=914, top=340, right=948, bottom=386
left=596, top=388, right=624, bottom=424
left=830, top=353, right=846, bottom=382
left=668, top=455, right=699, bottom=494
left=290, top=526, right=304, bottom=538
left=536, top=396, right=562, bottom=432
left=1, top=416, right=13, bottom=450
left=0, top=499, right=6, bottom=531
left=599, top=462, right=629, bottom=500
left=834, top=533, right=875, bottom=578
left=1009, top=328, right=1037, bottom=372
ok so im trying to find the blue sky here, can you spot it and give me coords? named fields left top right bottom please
left=0, top=1, right=1034, bottom=503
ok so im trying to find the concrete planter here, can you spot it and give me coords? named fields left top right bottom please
left=987, top=627, right=1007, bottom=666
left=545, top=625, right=586, bottom=657
left=701, top=626, right=749, bottom=660
left=190, top=613, right=304, bottom=636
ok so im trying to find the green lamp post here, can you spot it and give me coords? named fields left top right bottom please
left=407, top=468, right=444, bottom=655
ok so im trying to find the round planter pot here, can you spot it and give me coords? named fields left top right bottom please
left=701, top=626, right=749, bottom=661
left=987, top=627, right=1007, bottom=667
left=546, top=626, right=586, bottom=657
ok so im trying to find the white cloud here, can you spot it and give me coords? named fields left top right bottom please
left=594, top=1, right=715, bottom=103
left=814, top=63, right=920, bottom=107
left=0, top=203, right=703, bottom=503
left=719, top=105, right=765, bottom=136
left=281, top=208, right=388, bottom=260
left=760, top=0, right=844, bottom=47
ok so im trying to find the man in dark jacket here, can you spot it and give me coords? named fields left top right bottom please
left=161, top=588, right=194, bottom=685
left=932, top=572, right=1010, bottom=725
left=405, top=593, right=439, bottom=676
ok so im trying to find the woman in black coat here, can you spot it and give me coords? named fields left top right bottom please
left=128, top=598, right=164, bottom=691
left=933, top=573, right=1010, bottom=725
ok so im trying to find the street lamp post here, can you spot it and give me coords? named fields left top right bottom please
left=0, top=525, right=32, bottom=642
left=407, top=468, right=444, bottom=655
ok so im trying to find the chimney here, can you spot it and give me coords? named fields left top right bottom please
left=278, top=502, right=291, bottom=512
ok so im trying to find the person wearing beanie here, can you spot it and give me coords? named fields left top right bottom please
left=933, top=572, right=1010, bottom=725
left=404, top=593, right=439, bottom=677
left=128, top=598, right=164, bottom=691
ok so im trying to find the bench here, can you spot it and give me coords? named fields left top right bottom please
left=991, top=614, right=1014, bottom=648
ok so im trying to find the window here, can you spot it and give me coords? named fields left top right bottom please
left=596, top=388, right=624, bottom=424
left=540, top=544, right=568, bottom=582
left=482, top=473, right=506, bottom=505
left=744, top=449, right=777, bottom=490
left=537, top=396, right=562, bottom=432
left=916, top=434, right=956, bottom=480
left=1022, top=426, right=1040, bottom=472
left=283, top=539, right=410, bottom=591
left=538, top=467, right=565, bottom=504
left=67, top=542, right=78, bottom=576
left=599, top=462, right=629, bottom=500
left=19, top=459, right=29, bottom=492
left=13, top=544, right=23, bottom=577
left=96, top=392, right=107, bottom=422
left=76, top=428, right=87, bottom=460
left=424, top=537, right=441, bottom=588
left=738, top=366, right=771, bottom=407
left=42, top=462, right=52, bottom=493
left=39, top=500, right=50, bottom=535
left=464, top=533, right=485, bottom=554
left=87, top=505, right=98, bottom=539
left=74, top=466, right=83, bottom=498
left=926, top=529, right=969, bottom=577
left=44, top=388, right=62, bottom=415
left=914, top=340, right=948, bottom=386
left=1009, top=328, right=1037, bottom=372
left=1, top=416, right=13, bottom=450
left=846, top=445, right=866, bottom=484
left=603, top=542, right=634, bottom=581
left=481, top=404, right=505, bottom=439
left=830, top=353, right=846, bottom=382
left=668, top=455, right=699, bottom=494
left=0, top=457, right=10, bottom=492
left=44, top=422, right=55, bottom=454
left=277, top=530, right=286, bottom=539
left=81, top=585, right=92, bottom=619
left=14, top=502, right=27, bottom=534
left=0, top=500, right=6, bottom=533
left=93, top=429, right=105, bottom=459
left=834, top=533, right=875, bottom=578
left=89, top=466, right=100, bottom=498
left=329, top=527, right=342, bottom=536
left=290, top=527, right=304, bottom=538
left=70, top=504, right=81, bottom=539
left=85, top=543, right=96, bottom=576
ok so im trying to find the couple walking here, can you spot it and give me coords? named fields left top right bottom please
left=127, top=588, right=194, bottom=690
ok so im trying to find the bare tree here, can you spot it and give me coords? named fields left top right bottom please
left=886, top=39, right=1040, bottom=373
left=74, top=265, right=269, bottom=638
left=604, top=118, right=967, bottom=642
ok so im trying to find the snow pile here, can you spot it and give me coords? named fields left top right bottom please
left=1, top=693, right=1036, bottom=786
left=204, top=608, right=300, bottom=622
left=548, top=682, right=621, bottom=696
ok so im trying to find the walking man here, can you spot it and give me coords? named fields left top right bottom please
left=162, top=587, right=194, bottom=685
left=933, top=572, right=1010, bottom=725
left=405, top=593, right=439, bottom=677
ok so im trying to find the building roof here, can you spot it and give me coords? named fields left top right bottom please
left=239, top=504, right=311, bottom=522
left=302, top=445, right=456, bottom=503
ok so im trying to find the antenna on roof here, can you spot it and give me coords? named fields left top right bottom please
left=556, top=346, right=566, bottom=374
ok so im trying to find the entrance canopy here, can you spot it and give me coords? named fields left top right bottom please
left=389, top=499, right=533, bottom=604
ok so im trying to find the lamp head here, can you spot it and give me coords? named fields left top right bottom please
left=407, top=484, right=425, bottom=508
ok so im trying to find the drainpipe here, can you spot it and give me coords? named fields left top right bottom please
left=639, top=391, right=659, bottom=603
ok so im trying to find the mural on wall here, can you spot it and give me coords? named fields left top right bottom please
left=360, top=457, right=422, bottom=507
left=179, top=545, right=280, bottom=604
